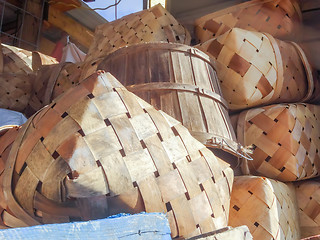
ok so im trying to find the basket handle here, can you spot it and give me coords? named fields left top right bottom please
left=0, top=41, right=3, bottom=73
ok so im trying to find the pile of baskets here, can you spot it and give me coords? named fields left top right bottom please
left=0, top=1, right=320, bottom=239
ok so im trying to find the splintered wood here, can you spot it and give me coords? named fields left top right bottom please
left=236, top=103, right=320, bottom=182
left=85, top=4, right=191, bottom=62
left=197, top=28, right=314, bottom=111
left=194, top=0, right=302, bottom=43
left=229, top=176, right=300, bottom=240
left=1, top=72, right=234, bottom=239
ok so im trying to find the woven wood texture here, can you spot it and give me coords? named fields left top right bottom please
left=194, top=0, right=302, bottom=44
left=0, top=73, right=33, bottom=112
left=85, top=4, right=191, bottom=62
left=31, top=52, right=58, bottom=71
left=196, top=28, right=310, bottom=111
left=25, top=62, right=82, bottom=117
left=229, top=176, right=300, bottom=240
left=294, top=180, right=320, bottom=239
left=1, top=43, right=33, bottom=74
left=236, top=103, right=320, bottom=182
left=2, top=71, right=234, bottom=239
left=95, top=42, right=246, bottom=159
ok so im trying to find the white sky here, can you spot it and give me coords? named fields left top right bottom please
left=86, top=0, right=143, bottom=22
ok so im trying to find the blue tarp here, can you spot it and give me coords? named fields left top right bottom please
left=0, top=213, right=172, bottom=240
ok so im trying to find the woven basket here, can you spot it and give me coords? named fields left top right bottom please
left=229, top=176, right=300, bottom=240
left=0, top=73, right=33, bottom=112
left=294, top=180, right=320, bottom=239
left=85, top=4, right=191, bottom=62
left=2, top=71, right=234, bottom=238
left=96, top=42, right=250, bottom=161
left=31, top=52, right=58, bottom=71
left=25, top=62, right=82, bottom=117
left=236, top=103, right=320, bottom=182
left=194, top=0, right=302, bottom=44
left=1, top=43, right=33, bottom=75
left=196, top=28, right=313, bottom=111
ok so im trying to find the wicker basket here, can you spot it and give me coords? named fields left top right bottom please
left=85, top=4, right=191, bottom=62
left=236, top=103, right=320, bottom=182
left=2, top=71, right=234, bottom=238
left=229, top=176, right=300, bottom=240
left=25, top=62, right=82, bottom=117
left=196, top=28, right=313, bottom=111
left=294, top=180, right=320, bottom=239
left=31, top=52, right=58, bottom=71
left=1, top=43, right=33, bottom=75
left=95, top=42, right=250, bottom=161
left=194, top=0, right=302, bottom=44
left=0, top=73, right=33, bottom=112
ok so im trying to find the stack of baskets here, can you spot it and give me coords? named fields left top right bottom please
left=1, top=0, right=319, bottom=239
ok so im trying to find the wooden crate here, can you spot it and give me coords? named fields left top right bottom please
left=196, top=28, right=314, bottom=111
left=229, top=176, right=300, bottom=240
left=85, top=4, right=191, bottom=62
left=294, top=180, right=320, bottom=239
left=95, top=42, right=249, bottom=161
left=2, top=71, right=234, bottom=239
left=236, top=103, right=320, bottom=182
left=194, top=0, right=302, bottom=44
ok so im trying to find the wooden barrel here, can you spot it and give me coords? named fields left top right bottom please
left=1, top=43, right=33, bottom=75
left=96, top=42, right=249, bottom=160
left=85, top=4, right=191, bottom=62
left=196, top=28, right=313, bottom=111
left=229, top=176, right=300, bottom=240
left=194, top=0, right=302, bottom=44
left=2, top=71, right=234, bottom=238
left=25, top=62, right=82, bottom=117
left=294, top=180, right=320, bottom=239
left=236, top=103, right=320, bottom=182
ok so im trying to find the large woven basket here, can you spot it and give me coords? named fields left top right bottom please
left=196, top=28, right=313, bottom=111
left=229, top=176, right=300, bottom=240
left=1, top=43, right=33, bottom=75
left=236, top=103, right=320, bottom=182
left=96, top=42, right=250, bottom=161
left=25, top=62, right=82, bottom=117
left=2, top=71, right=234, bottom=239
left=194, top=0, right=302, bottom=44
left=85, top=4, right=191, bottom=62
left=294, top=180, right=320, bottom=239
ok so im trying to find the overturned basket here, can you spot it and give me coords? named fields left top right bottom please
left=194, top=0, right=302, bottom=43
left=85, top=4, right=191, bottom=62
left=197, top=28, right=314, bottom=111
left=236, top=103, right=320, bottom=182
left=96, top=42, right=251, bottom=162
left=25, top=62, right=82, bottom=117
left=229, top=176, right=300, bottom=240
left=2, top=71, right=234, bottom=239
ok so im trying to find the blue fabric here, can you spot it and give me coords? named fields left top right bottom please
left=0, top=109, right=27, bottom=127
left=0, top=212, right=172, bottom=240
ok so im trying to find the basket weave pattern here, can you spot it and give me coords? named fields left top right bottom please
left=229, top=176, right=300, bottom=240
left=196, top=28, right=308, bottom=110
left=237, top=103, right=320, bottom=181
left=294, top=180, right=320, bottom=239
left=85, top=4, right=191, bottom=62
left=194, top=0, right=302, bottom=44
left=2, top=72, right=233, bottom=238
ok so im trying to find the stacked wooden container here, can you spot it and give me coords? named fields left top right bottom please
left=1, top=1, right=319, bottom=239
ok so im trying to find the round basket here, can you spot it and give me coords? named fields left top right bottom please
left=196, top=28, right=312, bottom=111
left=96, top=42, right=249, bottom=161
left=194, top=0, right=302, bottom=44
left=2, top=71, right=234, bottom=239
left=294, top=180, right=320, bottom=239
left=0, top=73, right=33, bottom=112
left=1, top=43, right=33, bottom=75
left=85, top=4, right=191, bottom=62
left=25, top=62, right=82, bottom=117
left=229, top=176, right=300, bottom=240
left=236, top=103, right=320, bottom=182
